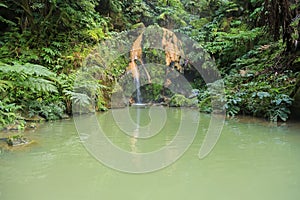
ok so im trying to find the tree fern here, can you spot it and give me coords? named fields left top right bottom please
left=0, top=62, right=58, bottom=94
left=64, top=91, right=91, bottom=106
left=0, top=80, right=13, bottom=92
left=24, top=77, right=58, bottom=93
left=0, top=101, right=22, bottom=129
left=0, top=62, right=56, bottom=78
left=0, top=61, right=64, bottom=123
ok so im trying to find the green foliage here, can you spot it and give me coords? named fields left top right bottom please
left=224, top=83, right=294, bottom=122
left=156, top=0, right=187, bottom=28
left=109, top=0, right=189, bottom=30
left=0, top=0, right=108, bottom=73
left=62, top=67, right=107, bottom=113
left=0, top=62, right=62, bottom=124
left=0, top=0, right=111, bottom=126
left=0, top=101, right=22, bottom=129
left=169, top=94, right=197, bottom=107
left=6, top=134, right=30, bottom=146
left=58, top=73, right=76, bottom=114
left=0, top=0, right=299, bottom=125
left=182, top=10, right=264, bottom=70
left=224, top=94, right=241, bottom=117
left=145, top=84, right=164, bottom=102
left=64, top=91, right=91, bottom=113
left=260, top=0, right=296, bottom=51
left=27, top=99, right=65, bottom=121
left=197, top=88, right=213, bottom=113
left=221, top=42, right=297, bottom=121
left=176, top=0, right=298, bottom=121
left=0, top=62, right=58, bottom=98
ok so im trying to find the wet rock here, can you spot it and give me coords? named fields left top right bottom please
left=4, top=124, right=20, bottom=131
left=61, top=114, right=70, bottom=119
left=25, top=115, right=45, bottom=122
left=110, top=87, right=127, bottom=108
left=6, top=135, right=31, bottom=147
left=28, top=123, right=37, bottom=129
left=188, top=89, right=200, bottom=98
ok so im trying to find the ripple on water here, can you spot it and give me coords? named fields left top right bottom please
left=0, top=110, right=300, bottom=200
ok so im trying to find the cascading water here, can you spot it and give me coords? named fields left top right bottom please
left=133, top=66, right=142, bottom=104
left=127, top=31, right=151, bottom=106
left=132, top=65, right=141, bottom=140
left=127, top=28, right=185, bottom=106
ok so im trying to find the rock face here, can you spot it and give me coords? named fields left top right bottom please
left=110, top=87, right=127, bottom=108
left=291, top=74, right=300, bottom=119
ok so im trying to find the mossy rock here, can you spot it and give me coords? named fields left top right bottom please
left=169, top=94, right=198, bottom=107
left=6, top=135, right=31, bottom=146
left=4, top=121, right=26, bottom=131
left=131, top=22, right=145, bottom=29
left=110, top=87, right=127, bottom=108
left=25, top=115, right=45, bottom=122
left=1, top=135, right=33, bottom=151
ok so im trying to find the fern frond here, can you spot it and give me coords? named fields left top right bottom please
left=0, top=62, right=56, bottom=78
left=0, top=3, right=8, bottom=8
left=0, top=62, right=58, bottom=94
left=25, top=77, right=58, bottom=93
left=22, top=63, right=57, bottom=78
left=64, top=90, right=91, bottom=106
left=0, top=80, right=13, bottom=92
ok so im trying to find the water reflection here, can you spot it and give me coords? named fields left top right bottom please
left=0, top=109, right=300, bottom=200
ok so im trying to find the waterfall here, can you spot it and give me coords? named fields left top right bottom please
left=126, top=28, right=184, bottom=105
left=134, top=78, right=142, bottom=103
left=134, top=73, right=142, bottom=103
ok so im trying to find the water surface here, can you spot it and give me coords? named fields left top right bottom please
left=0, top=108, right=300, bottom=200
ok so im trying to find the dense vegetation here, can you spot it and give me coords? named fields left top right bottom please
left=0, top=0, right=300, bottom=129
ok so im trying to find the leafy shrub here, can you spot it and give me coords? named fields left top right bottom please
left=197, top=88, right=212, bottom=113
left=169, top=94, right=198, bottom=107
left=27, top=100, right=65, bottom=121
left=0, top=62, right=62, bottom=124
left=223, top=53, right=296, bottom=121
left=62, top=67, right=107, bottom=114
left=0, top=101, right=22, bottom=129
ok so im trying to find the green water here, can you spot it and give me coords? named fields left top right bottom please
left=1, top=107, right=300, bottom=200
